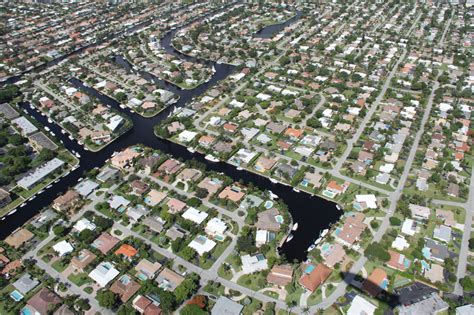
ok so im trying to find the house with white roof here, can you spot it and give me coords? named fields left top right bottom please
left=392, top=236, right=410, bottom=251
left=355, top=194, right=377, bottom=209
left=89, top=262, right=120, bottom=287
left=205, top=217, right=227, bottom=238
left=409, top=204, right=430, bottom=221
left=182, top=207, right=208, bottom=225
left=178, top=130, right=198, bottom=143
left=188, top=235, right=216, bottom=256
left=401, top=218, right=418, bottom=236
left=53, top=240, right=74, bottom=257
left=73, top=218, right=96, bottom=232
left=241, top=254, right=268, bottom=274
left=347, top=295, right=377, bottom=315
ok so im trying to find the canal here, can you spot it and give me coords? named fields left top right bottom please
left=0, top=6, right=341, bottom=262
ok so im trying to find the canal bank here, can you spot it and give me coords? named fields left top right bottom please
left=0, top=5, right=340, bottom=262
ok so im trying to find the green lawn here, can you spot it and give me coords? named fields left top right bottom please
left=68, top=272, right=93, bottom=287
left=52, top=259, right=68, bottom=273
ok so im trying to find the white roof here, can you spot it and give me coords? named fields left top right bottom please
left=178, top=130, right=198, bottom=143
left=355, top=194, right=377, bottom=209
left=401, top=219, right=417, bottom=236
left=182, top=207, right=208, bottom=224
left=17, top=158, right=65, bottom=189
left=241, top=254, right=268, bottom=274
left=106, top=115, right=123, bottom=132
left=12, top=116, right=38, bottom=135
left=188, top=235, right=216, bottom=256
left=347, top=295, right=377, bottom=315
left=205, top=217, right=227, bottom=235
left=73, top=218, right=96, bottom=232
left=89, top=262, right=119, bottom=287
left=53, top=240, right=74, bottom=257
left=108, top=195, right=130, bottom=209
left=256, top=230, right=268, bottom=244
left=392, top=236, right=410, bottom=251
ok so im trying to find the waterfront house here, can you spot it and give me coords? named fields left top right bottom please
left=53, top=190, right=80, bottom=212
left=299, top=263, right=332, bottom=292
left=267, top=264, right=293, bottom=287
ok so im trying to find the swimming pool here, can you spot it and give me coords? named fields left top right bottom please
left=274, top=215, right=283, bottom=224
left=304, top=264, right=315, bottom=274
left=421, top=260, right=430, bottom=271
left=21, top=307, right=32, bottom=315
left=380, top=279, right=389, bottom=290
left=335, top=228, right=341, bottom=236
left=215, top=235, right=225, bottom=242
left=10, top=290, right=24, bottom=301
left=264, top=200, right=274, bottom=209
left=323, top=190, right=336, bottom=198
left=422, top=248, right=431, bottom=260
left=353, top=203, right=363, bottom=211
left=320, top=243, right=333, bottom=256
left=300, top=179, right=309, bottom=187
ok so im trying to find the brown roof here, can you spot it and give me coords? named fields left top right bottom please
left=267, top=264, right=293, bottom=286
left=110, top=275, right=141, bottom=302
left=92, top=232, right=120, bottom=254
left=5, top=228, right=34, bottom=248
left=299, top=263, right=332, bottom=292
left=336, top=213, right=366, bottom=245
left=255, top=208, right=281, bottom=232
left=71, top=249, right=96, bottom=270
left=363, top=268, right=387, bottom=297
left=27, top=288, right=62, bottom=314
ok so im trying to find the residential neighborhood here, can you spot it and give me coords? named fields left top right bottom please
left=0, top=0, right=472, bottom=315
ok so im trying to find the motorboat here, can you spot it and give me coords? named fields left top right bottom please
left=336, top=204, right=342, bottom=211
left=236, top=166, right=243, bottom=171
left=293, top=188, right=300, bottom=193
left=187, top=147, right=196, bottom=153
left=49, top=131, right=55, bottom=137
left=286, top=234, right=294, bottom=242
left=119, top=104, right=126, bottom=109
left=314, top=237, right=322, bottom=245
left=47, top=118, right=53, bottom=123
left=269, top=191, right=278, bottom=199
left=7, top=209, right=17, bottom=216
left=44, top=126, right=50, bottom=132
left=292, top=223, right=299, bottom=231
left=269, top=178, right=278, bottom=184
left=320, top=229, right=329, bottom=238
left=204, top=154, right=219, bottom=162
left=307, top=244, right=316, bottom=252
left=68, top=135, right=74, bottom=140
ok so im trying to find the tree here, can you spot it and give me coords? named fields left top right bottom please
left=389, top=217, right=401, bottom=226
left=469, top=238, right=474, bottom=251
left=194, top=187, right=208, bottom=199
left=364, top=242, right=390, bottom=261
left=175, top=279, right=198, bottom=303
left=96, top=290, right=118, bottom=309
left=180, top=304, right=206, bottom=315
left=52, top=225, right=67, bottom=236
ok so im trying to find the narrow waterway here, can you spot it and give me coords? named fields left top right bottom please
left=0, top=6, right=340, bottom=262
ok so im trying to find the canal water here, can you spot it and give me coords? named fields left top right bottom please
left=0, top=7, right=340, bottom=262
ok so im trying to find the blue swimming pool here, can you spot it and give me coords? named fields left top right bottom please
left=422, top=248, right=431, bottom=260
left=10, top=290, right=24, bottom=301
left=21, top=307, right=32, bottom=315
left=381, top=279, right=389, bottom=290
left=421, top=260, right=430, bottom=270
left=300, top=179, right=309, bottom=187
left=304, top=265, right=315, bottom=274
left=264, top=200, right=274, bottom=209
left=274, top=215, right=283, bottom=224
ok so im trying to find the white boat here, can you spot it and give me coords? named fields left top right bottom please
left=204, top=154, right=219, bottom=162
left=269, top=191, right=278, bottom=199
left=236, top=166, right=243, bottom=171
left=130, top=109, right=135, bottom=113
left=59, top=140, right=63, bottom=144
left=336, top=204, right=342, bottom=211
left=269, top=178, right=278, bottom=184
left=29, top=104, right=34, bottom=109
left=314, top=237, right=322, bottom=245
left=83, top=82, right=89, bottom=87
left=46, top=184, right=52, bottom=189
left=119, top=104, right=126, bottom=109
left=78, top=177, right=83, bottom=182
left=38, top=190, right=44, bottom=194
left=1, top=217, right=5, bottom=221
left=44, top=126, right=50, bottom=131
left=68, top=135, right=74, bottom=140
left=19, top=203, right=26, bottom=208
left=187, top=147, right=196, bottom=153
left=30, top=196, right=36, bottom=200
left=61, top=130, right=65, bottom=134
left=7, top=209, right=17, bottom=216
left=47, top=118, right=53, bottom=123
left=286, top=234, right=294, bottom=242
left=75, top=152, right=81, bottom=158
left=307, top=244, right=316, bottom=252
left=320, top=229, right=329, bottom=237
left=49, top=131, right=55, bottom=137
left=293, top=188, right=300, bottom=193
left=292, top=223, right=299, bottom=231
